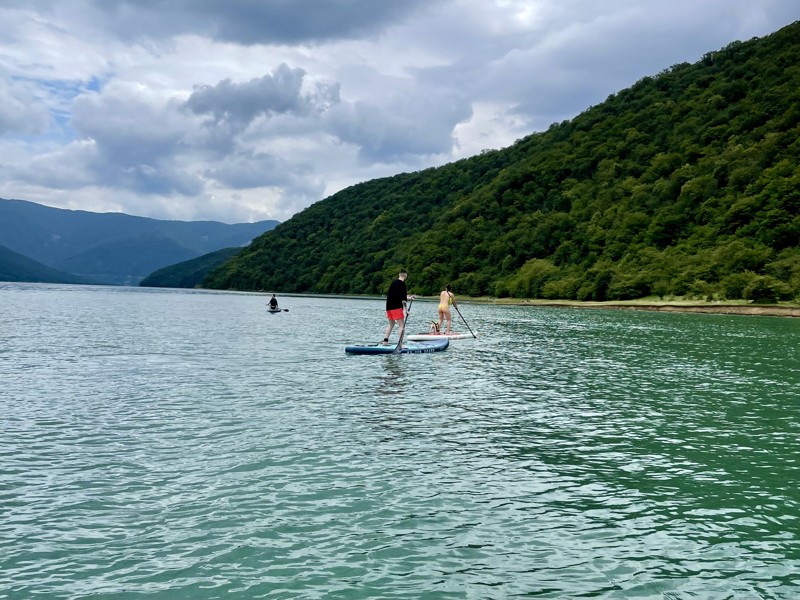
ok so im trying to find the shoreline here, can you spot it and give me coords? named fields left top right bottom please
left=489, top=299, right=800, bottom=318
left=260, top=291, right=800, bottom=318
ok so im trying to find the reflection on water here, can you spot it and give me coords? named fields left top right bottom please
left=1, top=284, right=800, bottom=599
left=377, top=358, right=409, bottom=396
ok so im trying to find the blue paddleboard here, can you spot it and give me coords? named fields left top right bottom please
left=345, top=338, right=449, bottom=355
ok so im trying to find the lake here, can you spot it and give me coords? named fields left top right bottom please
left=1, top=283, right=799, bottom=599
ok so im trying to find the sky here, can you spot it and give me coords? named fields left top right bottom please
left=1, top=1, right=798, bottom=224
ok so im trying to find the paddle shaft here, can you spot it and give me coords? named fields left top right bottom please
left=393, top=298, right=413, bottom=354
left=453, top=304, right=476, bottom=338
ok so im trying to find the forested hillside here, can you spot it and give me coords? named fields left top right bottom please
left=205, top=21, right=800, bottom=303
left=140, top=247, right=240, bottom=288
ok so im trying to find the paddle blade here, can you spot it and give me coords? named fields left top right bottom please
left=393, top=321, right=406, bottom=354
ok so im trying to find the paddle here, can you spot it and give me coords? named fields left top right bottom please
left=453, top=303, right=477, bottom=338
left=393, top=298, right=414, bottom=354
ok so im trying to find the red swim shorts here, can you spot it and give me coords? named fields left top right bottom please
left=386, top=308, right=404, bottom=320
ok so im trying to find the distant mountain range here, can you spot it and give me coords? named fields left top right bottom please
left=0, top=244, right=93, bottom=284
left=0, top=198, right=278, bottom=285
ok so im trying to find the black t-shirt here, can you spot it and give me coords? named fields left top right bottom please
left=386, top=278, right=408, bottom=310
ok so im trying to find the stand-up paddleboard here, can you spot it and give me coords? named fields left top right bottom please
left=407, top=331, right=477, bottom=341
left=267, top=308, right=287, bottom=313
left=345, top=338, right=449, bottom=355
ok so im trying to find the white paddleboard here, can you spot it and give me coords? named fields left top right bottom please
left=406, top=331, right=477, bottom=341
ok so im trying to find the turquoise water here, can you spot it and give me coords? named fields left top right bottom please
left=1, top=283, right=799, bottom=599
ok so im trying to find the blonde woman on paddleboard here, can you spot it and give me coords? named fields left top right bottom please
left=437, top=285, right=457, bottom=334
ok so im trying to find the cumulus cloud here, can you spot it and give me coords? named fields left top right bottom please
left=184, top=64, right=340, bottom=128
left=6, top=67, right=331, bottom=211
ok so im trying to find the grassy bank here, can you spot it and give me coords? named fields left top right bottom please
left=482, top=297, right=800, bottom=318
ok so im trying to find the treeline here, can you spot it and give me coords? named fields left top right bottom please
left=205, top=21, right=800, bottom=303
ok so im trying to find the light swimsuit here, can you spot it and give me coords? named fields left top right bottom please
left=438, top=293, right=453, bottom=311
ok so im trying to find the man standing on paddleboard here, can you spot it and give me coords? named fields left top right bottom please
left=383, top=269, right=413, bottom=345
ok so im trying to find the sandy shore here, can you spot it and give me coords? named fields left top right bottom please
left=494, top=300, right=800, bottom=318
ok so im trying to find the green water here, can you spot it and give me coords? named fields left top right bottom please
left=1, top=283, right=799, bottom=598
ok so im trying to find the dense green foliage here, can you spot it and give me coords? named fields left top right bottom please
left=140, top=247, right=241, bottom=288
left=205, top=22, right=800, bottom=303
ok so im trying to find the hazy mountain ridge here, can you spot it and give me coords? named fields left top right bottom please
left=0, top=198, right=278, bottom=285
left=0, top=244, right=95, bottom=284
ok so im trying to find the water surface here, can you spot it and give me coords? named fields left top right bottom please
left=1, top=283, right=799, bottom=599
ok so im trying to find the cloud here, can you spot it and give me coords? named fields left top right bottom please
left=205, top=149, right=322, bottom=195
left=12, top=0, right=442, bottom=46
left=410, top=0, right=800, bottom=131
left=192, top=0, right=441, bottom=45
left=184, top=63, right=340, bottom=127
left=72, top=85, right=187, bottom=163
left=65, top=83, right=202, bottom=195
left=0, top=76, right=51, bottom=135
left=6, top=67, right=331, bottom=213
left=13, top=141, right=96, bottom=190
left=326, top=91, right=473, bottom=163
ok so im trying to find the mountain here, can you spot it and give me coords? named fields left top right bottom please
left=0, top=244, right=94, bottom=284
left=0, top=198, right=278, bottom=285
left=205, top=21, right=800, bottom=304
left=140, top=247, right=241, bottom=288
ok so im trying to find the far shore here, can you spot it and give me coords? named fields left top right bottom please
left=264, top=291, right=800, bottom=318
left=484, top=298, right=800, bottom=318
